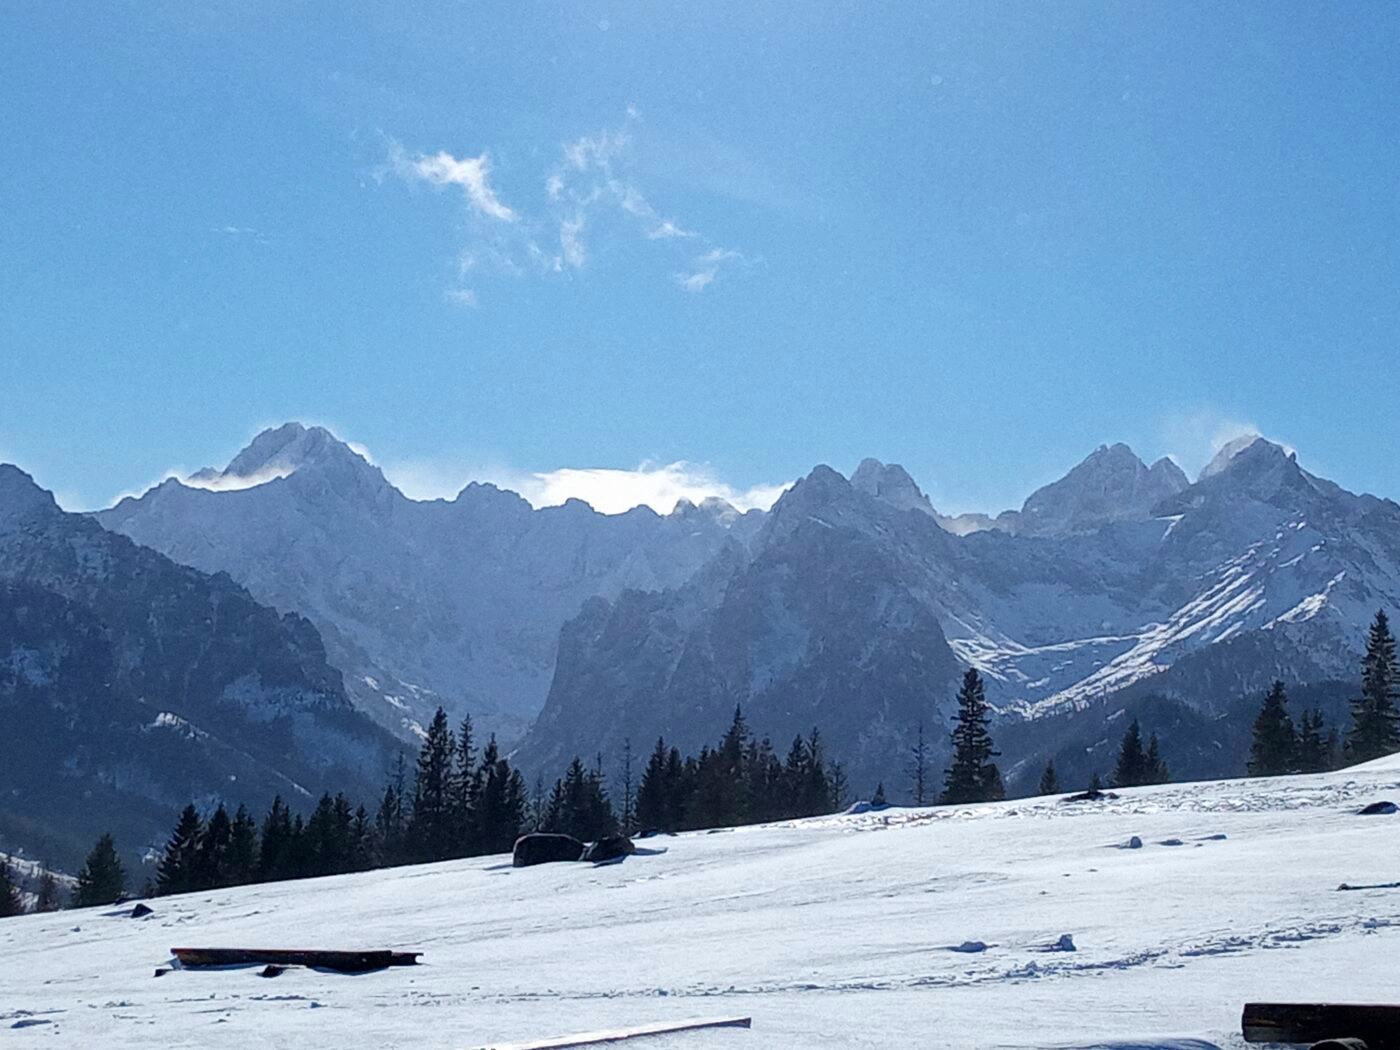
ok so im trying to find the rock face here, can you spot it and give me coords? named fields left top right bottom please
left=98, top=424, right=761, bottom=743
left=0, top=465, right=400, bottom=868
left=1010, top=444, right=1189, bottom=537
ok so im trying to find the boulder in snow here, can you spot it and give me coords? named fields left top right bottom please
left=581, top=835, right=636, bottom=864
left=512, top=833, right=585, bottom=868
left=1357, top=800, right=1397, bottom=815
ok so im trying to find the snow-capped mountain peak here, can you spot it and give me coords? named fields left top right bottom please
left=1013, top=442, right=1189, bottom=536
left=189, top=422, right=388, bottom=495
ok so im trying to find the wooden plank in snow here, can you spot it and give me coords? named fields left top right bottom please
left=171, top=947, right=421, bottom=973
left=480, top=1016, right=752, bottom=1049
left=1242, top=1002, right=1400, bottom=1047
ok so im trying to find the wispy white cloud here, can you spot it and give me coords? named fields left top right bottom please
left=1158, top=409, right=1293, bottom=480
left=384, top=111, right=748, bottom=303
left=380, top=456, right=789, bottom=515
left=677, top=247, right=746, bottom=293
left=390, top=144, right=517, bottom=222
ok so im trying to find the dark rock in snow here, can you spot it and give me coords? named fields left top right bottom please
left=949, top=940, right=988, bottom=953
left=512, top=833, right=585, bottom=868
left=1357, top=800, right=1397, bottom=815
left=844, top=800, right=893, bottom=815
left=581, top=835, right=636, bottom=864
left=1062, top=789, right=1120, bottom=804
left=1048, top=934, right=1076, bottom=952
left=130, top=903, right=154, bottom=918
left=1125, top=836, right=1143, bottom=849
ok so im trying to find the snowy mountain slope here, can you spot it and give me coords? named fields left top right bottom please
left=98, top=424, right=761, bottom=743
left=527, top=439, right=1400, bottom=783
left=5, top=759, right=1400, bottom=1049
left=0, top=465, right=401, bottom=868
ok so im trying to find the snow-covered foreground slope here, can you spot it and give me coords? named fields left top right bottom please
left=7, top=759, right=1400, bottom=1049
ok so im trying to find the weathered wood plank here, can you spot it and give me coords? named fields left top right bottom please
left=171, top=947, right=421, bottom=973
left=480, top=1015, right=752, bottom=1049
left=1242, top=1002, right=1400, bottom=1047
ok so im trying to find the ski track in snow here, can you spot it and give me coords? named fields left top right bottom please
left=6, top=757, right=1400, bottom=1049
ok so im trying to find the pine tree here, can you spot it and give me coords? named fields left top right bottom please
left=828, top=759, right=850, bottom=810
left=1348, top=610, right=1400, bottom=763
left=75, top=834, right=125, bottom=907
left=618, top=738, right=636, bottom=836
left=1145, top=733, right=1169, bottom=784
left=0, top=862, right=22, bottom=917
left=635, top=737, right=671, bottom=831
left=155, top=804, right=203, bottom=896
left=34, top=869, right=63, bottom=912
left=194, top=804, right=233, bottom=889
left=1248, top=681, right=1297, bottom=776
left=451, top=715, right=477, bottom=849
left=228, top=805, right=259, bottom=885
left=1087, top=771, right=1103, bottom=793
left=259, top=796, right=294, bottom=882
left=374, top=754, right=408, bottom=867
left=473, top=736, right=524, bottom=854
left=408, top=708, right=458, bottom=862
left=940, top=669, right=1004, bottom=804
left=907, top=721, right=930, bottom=806
left=1038, top=760, right=1060, bottom=796
left=872, top=782, right=887, bottom=806
left=1112, top=719, right=1148, bottom=788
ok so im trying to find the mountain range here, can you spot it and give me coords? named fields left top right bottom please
left=5, top=422, right=1399, bottom=866
left=0, top=464, right=400, bottom=869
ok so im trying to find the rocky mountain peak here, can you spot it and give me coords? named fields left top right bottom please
left=849, top=459, right=938, bottom=517
left=1197, top=434, right=1288, bottom=482
left=192, top=422, right=390, bottom=498
left=1016, top=443, right=1190, bottom=537
left=0, top=464, right=61, bottom=530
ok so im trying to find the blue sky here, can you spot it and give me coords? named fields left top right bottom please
left=3, top=2, right=1398, bottom=514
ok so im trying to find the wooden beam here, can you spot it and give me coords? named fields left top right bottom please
left=171, top=948, right=421, bottom=973
left=480, top=1016, right=752, bottom=1049
left=1243, top=1002, right=1400, bottom=1047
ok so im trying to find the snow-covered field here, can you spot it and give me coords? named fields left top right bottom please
left=6, top=757, right=1400, bottom=1049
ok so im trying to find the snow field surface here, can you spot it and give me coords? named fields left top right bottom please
left=5, top=756, right=1400, bottom=1049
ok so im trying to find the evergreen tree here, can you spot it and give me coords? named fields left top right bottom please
left=34, top=869, right=64, bottom=912
left=408, top=708, right=458, bottom=862
left=1248, top=681, right=1297, bottom=776
left=228, top=805, right=259, bottom=885
left=618, top=737, right=636, bottom=835
left=259, top=796, right=295, bottom=882
left=940, top=669, right=1004, bottom=804
left=1038, top=760, right=1060, bottom=796
left=194, top=804, right=233, bottom=890
left=828, top=759, right=850, bottom=810
left=1112, top=719, right=1148, bottom=788
left=907, top=721, right=931, bottom=806
left=473, top=736, right=528, bottom=854
left=1087, top=771, right=1103, bottom=793
left=543, top=755, right=617, bottom=841
left=155, top=804, right=203, bottom=896
left=374, top=754, right=408, bottom=867
left=1145, top=733, right=1169, bottom=784
left=1348, top=610, right=1400, bottom=763
left=635, top=737, right=671, bottom=831
left=0, top=862, right=21, bottom=917
left=75, top=834, right=125, bottom=907
left=451, top=715, right=477, bottom=849
left=351, top=805, right=375, bottom=871
left=872, top=782, right=887, bottom=806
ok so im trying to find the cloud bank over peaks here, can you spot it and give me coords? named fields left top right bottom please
left=382, top=457, right=790, bottom=516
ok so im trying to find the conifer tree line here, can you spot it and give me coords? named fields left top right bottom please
left=1246, top=609, right=1400, bottom=776
left=635, top=706, right=845, bottom=831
